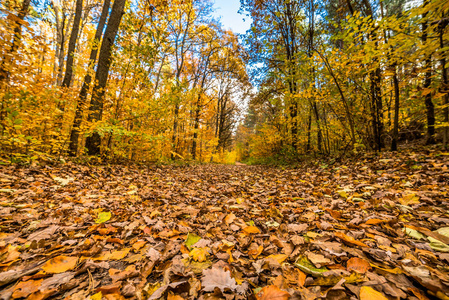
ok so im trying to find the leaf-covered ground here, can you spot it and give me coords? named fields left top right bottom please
left=1, top=150, right=449, bottom=300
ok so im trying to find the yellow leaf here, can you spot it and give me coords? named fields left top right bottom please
left=95, top=211, right=111, bottom=224
left=94, top=249, right=130, bottom=261
left=360, top=286, right=388, bottom=300
left=189, top=247, right=208, bottom=262
left=266, top=254, right=288, bottom=264
left=399, top=194, right=420, bottom=205
left=91, top=292, right=102, bottom=300
left=42, top=256, right=78, bottom=274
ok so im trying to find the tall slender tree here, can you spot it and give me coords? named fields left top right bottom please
left=85, top=0, right=127, bottom=155
left=61, top=0, right=83, bottom=88
left=68, top=0, right=111, bottom=156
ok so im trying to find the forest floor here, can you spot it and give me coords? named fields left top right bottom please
left=0, top=149, right=449, bottom=300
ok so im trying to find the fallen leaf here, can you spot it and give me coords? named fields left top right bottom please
left=185, top=233, right=201, bottom=250
left=256, top=285, right=290, bottom=300
left=346, top=257, right=371, bottom=274
left=398, top=194, right=420, bottom=205
left=335, top=232, right=368, bottom=247
left=295, top=256, right=328, bottom=277
left=42, top=256, right=78, bottom=274
left=132, top=240, right=146, bottom=250
left=190, top=247, right=208, bottom=262
left=243, top=226, right=261, bottom=234
left=266, top=254, right=288, bottom=264
left=224, top=213, right=236, bottom=225
left=306, top=252, right=331, bottom=267
left=359, top=286, right=388, bottom=300
left=12, top=279, right=43, bottom=298
left=94, top=249, right=130, bottom=261
left=95, top=212, right=112, bottom=224
left=202, top=267, right=238, bottom=292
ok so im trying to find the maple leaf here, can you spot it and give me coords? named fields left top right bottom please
left=201, top=267, right=238, bottom=293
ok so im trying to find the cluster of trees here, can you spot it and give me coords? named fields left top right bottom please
left=236, top=0, right=449, bottom=162
left=1, top=0, right=448, bottom=164
left=0, top=0, right=248, bottom=163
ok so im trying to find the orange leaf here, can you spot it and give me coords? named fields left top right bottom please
left=167, top=292, right=185, bottom=300
left=106, top=237, right=124, bottom=245
left=408, top=287, right=430, bottom=300
left=94, top=249, right=130, bottom=261
left=335, top=232, right=368, bottom=247
left=256, top=285, right=291, bottom=300
left=132, top=240, right=146, bottom=250
left=41, top=256, right=78, bottom=274
left=346, top=257, right=371, bottom=274
left=248, top=245, right=264, bottom=259
left=12, top=280, right=43, bottom=298
left=364, top=219, right=385, bottom=225
left=95, top=282, right=122, bottom=294
left=243, top=226, right=260, bottom=234
left=224, top=213, right=236, bottom=225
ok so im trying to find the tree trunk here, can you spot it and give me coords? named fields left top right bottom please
left=68, top=0, right=111, bottom=156
left=56, top=12, right=67, bottom=86
left=191, top=102, right=201, bottom=160
left=440, top=14, right=448, bottom=149
left=0, top=0, right=31, bottom=83
left=85, top=0, right=126, bottom=156
left=62, top=0, right=83, bottom=88
left=0, top=0, right=31, bottom=135
left=391, top=65, right=400, bottom=151
left=422, top=0, right=436, bottom=145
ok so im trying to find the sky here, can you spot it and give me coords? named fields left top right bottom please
left=212, top=0, right=250, bottom=35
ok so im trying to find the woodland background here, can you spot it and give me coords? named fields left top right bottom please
left=0, top=0, right=448, bottom=164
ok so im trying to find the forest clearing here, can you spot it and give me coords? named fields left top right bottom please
left=1, top=0, right=449, bottom=299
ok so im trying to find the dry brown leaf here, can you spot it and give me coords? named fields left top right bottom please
left=248, top=244, right=264, bottom=259
left=202, top=267, right=238, bottom=292
left=224, top=213, right=236, bottom=225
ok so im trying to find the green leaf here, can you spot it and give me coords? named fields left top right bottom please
left=294, top=256, right=329, bottom=277
left=403, top=227, right=426, bottom=240
left=266, top=220, right=280, bottom=228
left=185, top=232, right=201, bottom=250
left=436, top=227, right=449, bottom=238
left=428, top=237, right=449, bottom=253
left=95, top=211, right=111, bottom=224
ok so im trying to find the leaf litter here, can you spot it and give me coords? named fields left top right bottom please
left=0, top=150, right=448, bottom=299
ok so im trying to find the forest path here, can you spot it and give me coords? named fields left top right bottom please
left=0, top=151, right=448, bottom=299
